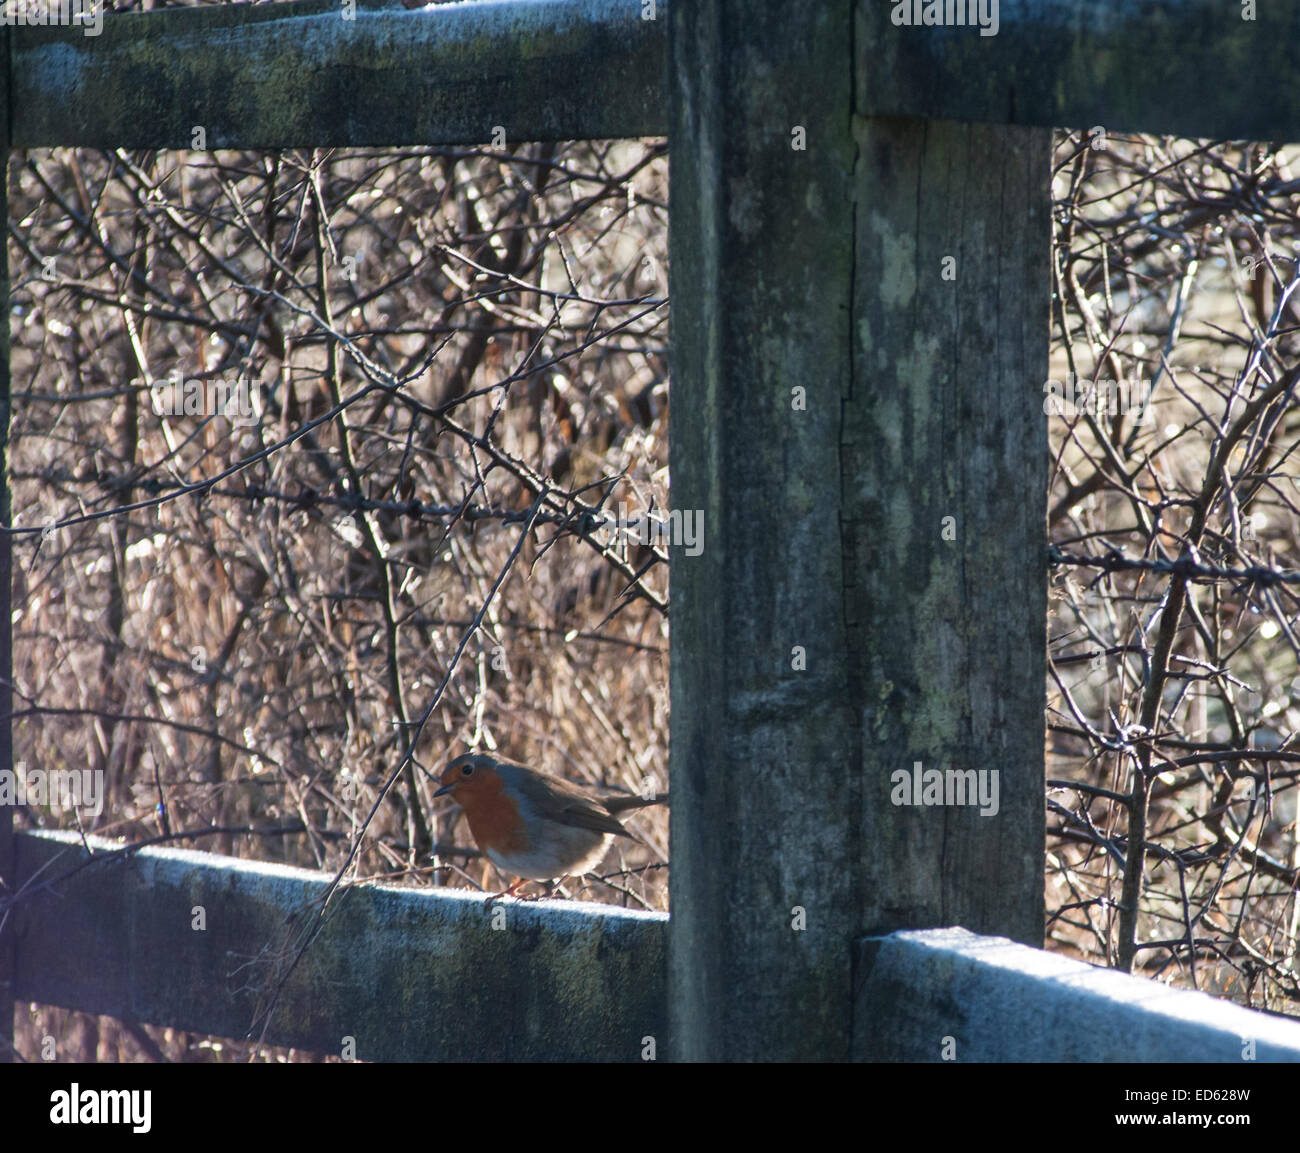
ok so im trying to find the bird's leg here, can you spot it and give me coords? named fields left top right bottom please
left=486, top=876, right=528, bottom=902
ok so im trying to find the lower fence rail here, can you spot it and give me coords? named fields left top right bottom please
left=10, top=831, right=1300, bottom=1061
left=9, top=830, right=667, bottom=1062
left=854, top=927, right=1300, bottom=1062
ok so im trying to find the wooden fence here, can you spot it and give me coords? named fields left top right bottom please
left=2, top=0, right=1300, bottom=1061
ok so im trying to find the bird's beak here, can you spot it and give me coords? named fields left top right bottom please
left=433, top=783, right=452, bottom=797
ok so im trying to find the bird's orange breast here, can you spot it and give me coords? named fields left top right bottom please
left=455, top=773, right=531, bottom=855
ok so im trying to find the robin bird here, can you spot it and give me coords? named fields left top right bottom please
left=433, top=752, right=667, bottom=892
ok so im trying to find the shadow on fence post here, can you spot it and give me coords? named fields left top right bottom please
left=668, top=1, right=1050, bottom=1060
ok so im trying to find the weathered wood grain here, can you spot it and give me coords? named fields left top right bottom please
left=12, top=830, right=667, bottom=1061
left=11, top=0, right=667, bottom=149
left=847, top=115, right=1049, bottom=949
left=668, top=0, right=860, bottom=1063
left=855, top=928, right=1300, bottom=1061
left=858, top=0, right=1300, bottom=140
left=669, top=0, right=1048, bottom=1060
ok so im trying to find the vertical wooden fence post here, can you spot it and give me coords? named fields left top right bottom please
left=668, top=3, right=1051, bottom=1060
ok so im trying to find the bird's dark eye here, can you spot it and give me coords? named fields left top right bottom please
left=462, top=765, right=474, bottom=776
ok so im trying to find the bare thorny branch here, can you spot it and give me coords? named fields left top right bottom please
left=1048, top=132, right=1300, bottom=1010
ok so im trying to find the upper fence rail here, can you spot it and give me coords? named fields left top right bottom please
left=11, top=0, right=1300, bottom=151
left=860, top=0, right=1300, bottom=141
left=9, top=0, right=668, bottom=149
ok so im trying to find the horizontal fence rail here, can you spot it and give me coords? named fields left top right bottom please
left=860, top=0, right=1300, bottom=141
left=25, top=825, right=1300, bottom=1063
left=10, top=0, right=668, bottom=149
left=15, top=0, right=1300, bottom=151
left=12, top=830, right=667, bottom=1061
left=854, top=928, right=1300, bottom=1062
left=22, top=0, right=1300, bottom=150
